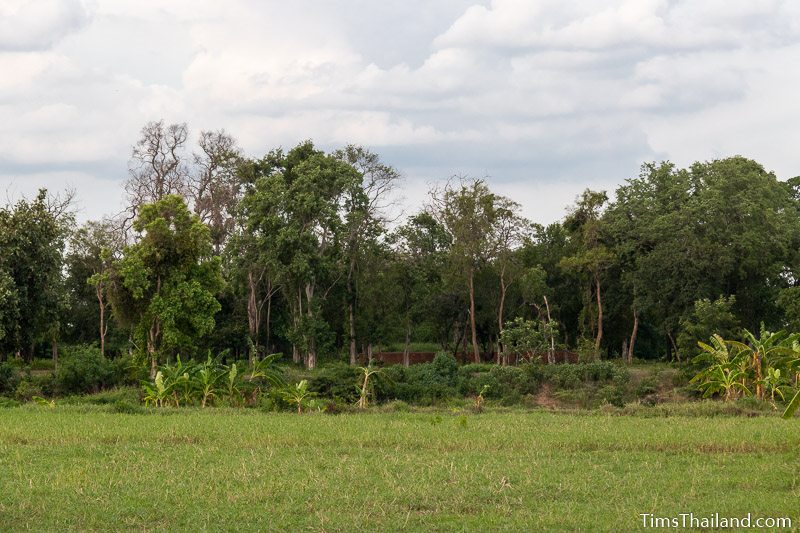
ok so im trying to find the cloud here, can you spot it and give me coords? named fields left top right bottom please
left=0, top=0, right=91, bottom=51
left=0, top=0, right=799, bottom=225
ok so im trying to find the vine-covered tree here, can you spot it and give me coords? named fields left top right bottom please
left=108, top=195, right=222, bottom=377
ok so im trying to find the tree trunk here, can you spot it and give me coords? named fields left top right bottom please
left=544, top=295, right=555, bottom=365
left=349, top=300, right=357, bottom=366
left=293, top=286, right=302, bottom=364
left=305, top=283, right=316, bottom=370
left=667, top=331, right=680, bottom=363
left=594, top=274, right=603, bottom=352
left=468, top=266, right=480, bottom=363
left=348, top=256, right=358, bottom=366
left=147, top=320, right=159, bottom=379
left=627, top=311, right=639, bottom=364
left=247, top=270, right=260, bottom=365
left=96, top=284, right=106, bottom=358
left=497, top=267, right=507, bottom=363
left=367, top=343, right=373, bottom=365
left=265, top=285, right=272, bottom=355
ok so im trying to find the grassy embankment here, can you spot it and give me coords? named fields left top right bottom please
left=1, top=406, right=798, bottom=531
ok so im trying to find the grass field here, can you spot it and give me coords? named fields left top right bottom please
left=1, top=407, right=798, bottom=532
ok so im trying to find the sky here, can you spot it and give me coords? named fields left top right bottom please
left=2, top=0, right=800, bottom=224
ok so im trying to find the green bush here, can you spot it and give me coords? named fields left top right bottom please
left=635, top=376, right=659, bottom=398
left=111, top=399, right=145, bottom=414
left=378, top=355, right=460, bottom=404
left=307, top=363, right=360, bottom=402
left=55, top=345, right=116, bottom=395
left=597, top=385, right=625, bottom=407
left=0, top=362, right=20, bottom=394
left=15, top=379, right=42, bottom=401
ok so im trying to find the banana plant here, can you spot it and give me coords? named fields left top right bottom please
left=194, top=357, right=224, bottom=408
left=726, top=326, right=798, bottom=400
left=142, top=371, right=172, bottom=407
left=161, top=356, right=199, bottom=406
left=693, top=365, right=750, bottom=401
left=224, top=362, right=242, bottom=405
left=281, top=380, right=316, bottom=414
left=784, top=390, right=800, bottom=419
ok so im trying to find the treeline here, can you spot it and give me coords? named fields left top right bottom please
left=1, top=120, right=800, bottom=372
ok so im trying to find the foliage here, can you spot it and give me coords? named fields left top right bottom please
left=55, top=345, right=117, bottom=395
left=691, top=328, right=800, bottom=408
left=140, top=353, right=284, bottom=407
left=109, top=195, right=222, bottom=374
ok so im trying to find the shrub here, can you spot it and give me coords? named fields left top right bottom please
left=597, top=385, right=625, bottom=407
left=15, top=379, right=42, bottom=401
left=635, top=376, right=659, bottom=398
left=55, top=345, right=116, bottom=395
left=307, top=363, right=360, bottom=403
left=0, top=362, right=20, bottom=394
left=111, top=399, right=145, bottom=414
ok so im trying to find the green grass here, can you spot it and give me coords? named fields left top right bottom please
left=0, top=407, right=798, bottom=531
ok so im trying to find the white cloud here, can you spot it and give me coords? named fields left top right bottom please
left=0, top=0, right=90, bottom=51
left=0, top=0, right=799, bottom=225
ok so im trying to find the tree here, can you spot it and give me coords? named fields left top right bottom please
left=108, top=195, right=222, bottom=377
left=240, top=142, right=359, bottom=369
left=335, top=145, right=400, bottom=365
left=429, top=179, right=508, bottom=363
left=0, top=189, right=72, bottom=362
left=125, top=121, right=190, bottom=219
left=490, top=197, right=529, bottom=360
left=560, top=189, right=614, bottom=354
left=390, top=212, right=451, bottom=365
left=190, top=129, right=243, bottom=254
left=66, top=219, right=125, bottom=357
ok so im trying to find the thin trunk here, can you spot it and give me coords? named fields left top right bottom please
left=305, top=282, right=316, bottom=370
left=667, top=331, right=680, bottom=363
left=594, top=274, right=603, bottom=352
left=349, top=301, right=357, bottom=366
left=468, top=267, right=480, bottom=363
left=147, top=320, right=159, bottom=379
left=348, top=256, right=357, bottom=366
left=627, top=311, right=639, bottom=364
left=497, top=266, right=507, bottom=363
left=265, top=288, right=272, bottom=354
left=96, top=284, right=106, bottom=358
left=544, top=295, right=555, bottom=365
left=293, top=286, right=302, bottom=364
left=247, top=270, right=260, bottom=365
left=367, top=343, right=373, bottom=365
left=51, top=337, right=58, bottom=372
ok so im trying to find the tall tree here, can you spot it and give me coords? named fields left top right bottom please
left=429, top=179, right=508, bottom=363
left=0, top=190, right=72, bottom=362
left=560, top=189, right=614, bottom=354
left=335, top=145, right=400, bottom=365
left=66, top=219, right=125, bottom=357
left=125, top=120, right=190, bottom=219
left=241, top=142, right=358, bottom=369
left=190, top=129, right=243, bottom=254
left=108, top=195, right=222, bottom=377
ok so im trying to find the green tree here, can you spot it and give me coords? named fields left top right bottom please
left=559, top=189, right=614, bottom=354
left=109, top=195, right=222, bottom=377
left=0, top=189, right=72, bottom=362
left=429, top=179, right=510, bottom=363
